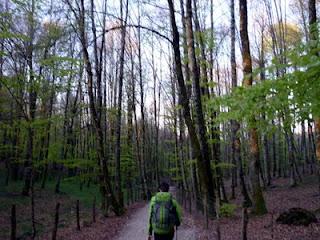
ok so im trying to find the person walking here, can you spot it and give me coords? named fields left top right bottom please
left=147, top=182, right=182, bottom=240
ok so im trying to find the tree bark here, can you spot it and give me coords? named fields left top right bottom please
left=308, top=0, right=320, bottom=193
left=115, top=0, right=128, bottom=209
left=137, top=3, right=148, bottom=197
left=239, top=0, right=267, bottom=215
left=52, top=203, right=60, bottom=240
left=230, top=0, right=237, bottom=200
left=241, top=207, right=248, bottom=240
left=11, top=205, right=16, bottom=240
left=168, top=0, right=216, bottom=216
left=22, top=0, right=36, bottom=196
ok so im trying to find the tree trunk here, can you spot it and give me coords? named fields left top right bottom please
left=239, top=0, right=267, bottom=215
left=168, top=0, right=216, bottom=216
left=230, top=0, right=240, bottom=200
left=272, top=120, right=277, bottom=177
left=126, top=41, right=135, bottom=204
left=11, top=205, right=16, bottom=240
left=137, top=3, right=148, bottom=196
left=241, top=207, right=249, bottom=240
left=114, top=0, right=128, bottom=209
left=22, top=0, right=36, bottom=196
left=52, top=203, right=60, bottom=240
left=258, top=28, right=272, bottom=187
left=308, top=0, right=320, bottom=193
left=301, top=121, right=309, bottom=174
left=68, top=0, right=123, bottom=215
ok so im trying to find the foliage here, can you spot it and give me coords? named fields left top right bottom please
left=219, top=203, right=237, bottom=217
left=207, top=39, right=320, bottom=134
left=264, top=22, right=303, bottom=52
left=211, top=162, right=235, bottom=170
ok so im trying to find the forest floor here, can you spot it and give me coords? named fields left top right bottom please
left=0, top=175, right=143, bottom=240
left=113, top=176, right=320, bottom=240
left=1, top=175, right=320, bottom=239
left=191, top=175, right=320, bottom=240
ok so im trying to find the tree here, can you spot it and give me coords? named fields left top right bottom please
left=167, top=0, right=216, bottom=216
left=115, top=0, right=129, bottom=210
left=65, top=0, right=123, bottom=215
left=308, top=0, right=320, bottom=193
left=239, top=0, right=267, bottom=215
left=230, top=0, right=252, bottom=205
left=22, top=0, right=37, bottom=196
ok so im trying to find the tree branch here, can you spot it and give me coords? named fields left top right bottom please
left=103, top=24, right=173, bottom=45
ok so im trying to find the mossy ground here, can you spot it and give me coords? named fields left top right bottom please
left=0, top=173, right=101, bottom=239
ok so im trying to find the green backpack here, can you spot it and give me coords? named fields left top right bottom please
left=151, top=195, right=178, bottom=234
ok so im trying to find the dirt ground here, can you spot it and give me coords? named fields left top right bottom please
left=193, top=176, right=320, bottom=240
left=114, top=204, right=196, bottom=240
left=1, top=176, right=319, bottom=239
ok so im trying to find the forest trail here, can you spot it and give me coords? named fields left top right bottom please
left=114, top=204, right=196, bottom=240
left=115, top=187, right=197, bottom=240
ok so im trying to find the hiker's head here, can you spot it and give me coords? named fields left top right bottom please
left=159, top=182, right=169, bottom=192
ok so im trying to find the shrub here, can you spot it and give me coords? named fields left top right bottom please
left=219, top=203, right=237, bottom=217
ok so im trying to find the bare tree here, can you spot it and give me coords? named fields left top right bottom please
left=115, top=0, right=129, bottom=209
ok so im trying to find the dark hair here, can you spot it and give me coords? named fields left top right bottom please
left=159, top=182, right=169, bottom=192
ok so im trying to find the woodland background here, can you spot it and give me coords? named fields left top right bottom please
left=0, top=0, right=320, bottom=239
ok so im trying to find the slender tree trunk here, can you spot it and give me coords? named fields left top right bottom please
left=52, top=203, right=60, bottom=240
left=258, top=29, right=272, bottom=186
left=272, top=120, right=277, bottom=177
left=241, top=207, right=248, bottom=240
left=178, top=109, right=188, bottom=191
left=11, top=204, right=16, bottom=240
left=308, top=0, right=320, bottom=193
left=301, top=121, right=309, bottom=174
left=179, top=0, right=192, bottom=99
left=115, top=0, right=128, bottom=208
left=172, top=75, right=180, bottom=186
left=22, top=0, right=36, bottom=196
left=285, top=129, right=298, bottom=187
left=137, top=3, right=148, bottom=195
left=179, top=0, right=191, bottom=195
left=194, top=0, right=225, bottom=202
left=126, top=41, right=135, bottom=204
left=297, top=0, right=309, bottom=42
left=151, top=34, right=160, bottom=187
left=230, top=0, right=238, bottom=200
left=40, top=56, right=57, bottom=189
left=168, top=0, right=216, bottom=216
left=239, top=0, right=267, bottom=215
left=31, top=176, right=36, bottom=238
left=185, top=0, right=216, bottom=215
left=316, top=119, right=320, bottom=192
left=133, top=96, right=146, bottom=199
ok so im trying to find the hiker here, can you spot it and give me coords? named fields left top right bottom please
left=147, top=182, right=182, bottom=240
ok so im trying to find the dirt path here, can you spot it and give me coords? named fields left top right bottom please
left=114, top=204, right=196, bottom=240
left=115, top=187, right=197, bottom=240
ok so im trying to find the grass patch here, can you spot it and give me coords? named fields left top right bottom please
left=0, top=172, right=102, bottom=239
left=219, top=203, right=238, bottom=217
